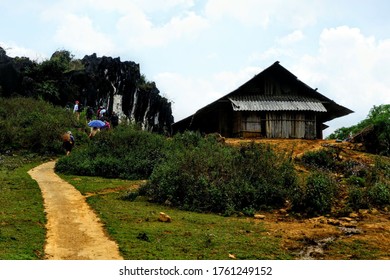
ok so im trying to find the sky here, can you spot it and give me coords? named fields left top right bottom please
left=1, top=0, right=390, bottom=136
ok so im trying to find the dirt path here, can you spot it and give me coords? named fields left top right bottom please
left=28, top=161, right=123, bottom=260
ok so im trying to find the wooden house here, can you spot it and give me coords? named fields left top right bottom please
left=172, top=61, right=353, bottom=139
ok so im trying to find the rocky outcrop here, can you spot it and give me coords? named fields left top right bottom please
left=0, top=47, right=173, bottom=134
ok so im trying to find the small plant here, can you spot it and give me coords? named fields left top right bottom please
left=292, top=171, right=337, bottom=215
left=348, top=186, right=369, bottom=211
left=368, top=182, right=390, bottom=208
left=346, top=175, right=366, bottom=187
left=300, top=148, right=337, bottom=171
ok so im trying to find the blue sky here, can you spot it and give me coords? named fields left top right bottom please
left=1, top=0, right=390, bottom=136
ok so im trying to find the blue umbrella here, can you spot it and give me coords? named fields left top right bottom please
left=88, top=120, right=106, bottom=128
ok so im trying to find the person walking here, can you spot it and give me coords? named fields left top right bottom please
left=86, top=106, right=94, bottom=123
left=110, top=111, right=119, bottom=128
left=73, top=101, right=80, bottom=120
left=62, top=131, right=75, bottom=156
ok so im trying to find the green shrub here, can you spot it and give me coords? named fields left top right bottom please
left=143, top=132, right=298, bottom=215
left=0, top=97, right=78, bottom=155
left=300, top=148, right=337, bottom=170
left=348, top=186, right=369, bottom=211
left=368, top=182, right=390, bottom=207
left=292, top=171, right=337, bottom=215
left=55, top=126, right=167, bottom=179
left=346, top=175, right=366, bottom=187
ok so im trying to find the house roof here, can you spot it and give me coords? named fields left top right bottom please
left=229, top=95, right=327, bottom=112
left=173, top=61, right=353, bottom=128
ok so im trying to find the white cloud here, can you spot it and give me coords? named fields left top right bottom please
left=0, top=41, right=48, bottom=61
left=293, top=26, right=390, bottom=135
left=205, top=0, right=318, bottom=28
left=277, top=30, right=305, bottom=45
left=53, top=14, right=115, bottom=55
left=155, top=66, right=262, bottom=121
left=116, top=11, right=208, bottom=48
left=41, top=0, right=207, bottom=51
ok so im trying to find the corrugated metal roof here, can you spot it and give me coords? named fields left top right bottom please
left=229, top=95, right=327, bottom=112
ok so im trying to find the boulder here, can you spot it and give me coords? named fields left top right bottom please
left=254, top=214, right=265, bottom=220
left=158, top=212, right=172, bottom=222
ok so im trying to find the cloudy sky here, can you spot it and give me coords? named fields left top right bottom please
left=1, top=0, right=390, bottom=136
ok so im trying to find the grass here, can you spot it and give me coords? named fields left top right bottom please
left=0, top=154, right=46, bottom=260
left=58, top=174, right=143, bottom=195
left=2, top=157, right=388, bottom=260
left=327, top=239, right=382, bottom=260
left=59, top=174, right=293, bottom=260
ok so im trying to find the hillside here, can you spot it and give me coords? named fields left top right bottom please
left=226, top=138, right=365, bottom=158
left=226, top=138, right=390, bottom=259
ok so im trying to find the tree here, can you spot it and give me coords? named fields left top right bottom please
left=329, top=104, right=390, bottom=155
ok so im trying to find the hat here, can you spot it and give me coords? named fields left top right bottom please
left=67, top=131, right=72, bottom=134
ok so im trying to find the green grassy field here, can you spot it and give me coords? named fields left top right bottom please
left=0, top=155, right=46, bottom=259
left=2, top=156, right=387, bottom=260
left=61, top=174, right=293, bottom=260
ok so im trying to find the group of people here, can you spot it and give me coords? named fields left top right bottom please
left=63, top=101, right=121, bottom=155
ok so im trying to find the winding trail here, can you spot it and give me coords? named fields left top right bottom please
left=28, top=161, right=123, bottom=260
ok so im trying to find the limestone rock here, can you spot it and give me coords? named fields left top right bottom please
left=0, top=47, right=174, bottom=134
left=159, top=212, right=172, bottom=222
left=254, top=214, right=265, bottom=220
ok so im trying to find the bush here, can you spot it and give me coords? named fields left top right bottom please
left=55, top=126, right=167, bottom=179
left=300, top=148, right=337, bottom=170
left=346, top=175, right=366, bottom=187
left=0, top=97, right=78, bottom=155
left=143, top=132, right=298, bottom=215
left=292, top=171, right=337, bottom=215
left=348, top=186, right=369, bottom=211
left=368, top=182, right=390, bottom=208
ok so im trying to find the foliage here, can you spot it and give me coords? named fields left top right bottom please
left=346, top=157, right=390, bottom=210
left=142, top=132, right=298, bottom=215
left=21, top=50, right=78, bottom=104
left=291, top=171, right=337, bottom=215
left=0, top=97, right=78, bottom=155
left=55, top=125, right=167, bottom=180
left=300, top=147, right=337, bottom=170
left=328, top=104, right=390, bottom=156
left=367, top=182, right=390, bottom=207
left=347, top=185, right=369, bottom=211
